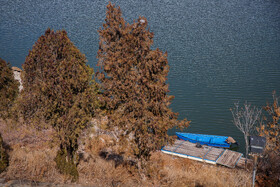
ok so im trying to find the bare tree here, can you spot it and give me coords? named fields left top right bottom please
left=231, top=101, right=262, bottom=160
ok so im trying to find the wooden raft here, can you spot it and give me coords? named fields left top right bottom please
left=216, top=149, right=242, bottom=168
left=161, top=140, right=244, bottom=168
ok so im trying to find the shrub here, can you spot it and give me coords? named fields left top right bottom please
left=257, top=92, right=280, bottom=186
left=259, top=91, right=280, bottom=152
left=0, top=58, right=19, bottom=119
left=17, top=28, right=99, bottom=180
left=0, top=133, right=8, bottom=173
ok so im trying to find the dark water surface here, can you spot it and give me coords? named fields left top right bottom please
left=1, top=0, right=280, bottom=153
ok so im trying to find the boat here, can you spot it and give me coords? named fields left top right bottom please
left=175, top=132, right=237, bottom=148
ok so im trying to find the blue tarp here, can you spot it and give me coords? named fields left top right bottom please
left=176, top=132, right=230, bottom=148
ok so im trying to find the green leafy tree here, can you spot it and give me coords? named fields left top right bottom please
left=97, top=3, right=189, bottom=163
left=17, top=29, right=98, bottom=180
left=0, top=58, right=19, bottom=119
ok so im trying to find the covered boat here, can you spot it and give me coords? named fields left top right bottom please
left=175, top=132, right=236, bottom=148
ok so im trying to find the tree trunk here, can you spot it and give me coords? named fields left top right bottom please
left=244, top=134, right=249, bottom=166
left=245, top=134, right=249, bottom=159
left=54, top=143, right=79, bottom=181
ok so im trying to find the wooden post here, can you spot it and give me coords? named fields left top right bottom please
left=252, top=155, right=258, bottom=187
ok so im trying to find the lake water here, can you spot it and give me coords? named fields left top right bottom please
left=1, top=0, right=279, bottom=153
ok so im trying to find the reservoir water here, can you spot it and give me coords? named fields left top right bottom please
left=1, top=0, right=279, bottom=153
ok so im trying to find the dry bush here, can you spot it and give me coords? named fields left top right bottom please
left=256, top=151, right=280, bottom=187
left=256, top=92, right=280, bottom=186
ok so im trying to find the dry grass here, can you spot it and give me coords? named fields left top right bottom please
left=0, top=119, right=55, bottom=149
left=77, top=133, right=140, bottom=186
left=78, top=156, right=139, bottom=186
left=3, top=145, right=64, bottom=183
left=0, top=119, right=252, bottom=186
left=147, top=152, right=252, bottom=187
left=0, top=119, right=65, bottom=183
left=77, top=132, right=252, bottom=187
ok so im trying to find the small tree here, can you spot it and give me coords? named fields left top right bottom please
left=97, top=3, right=189, bottom=164
left=256, top=92, right=280, bottom=186
left=259, top=92, right=280, bottom=152
left=231, top=101, right=262, bottom=160
left=0, top=58, right=19, bottom=119
left=18, top=29, right=98, bottom=180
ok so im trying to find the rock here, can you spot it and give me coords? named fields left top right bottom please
left=12, top=66, right=23, bottom=91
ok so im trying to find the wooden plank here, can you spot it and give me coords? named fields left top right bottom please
left=173, top=139, right=184, bottom=147
left=162, top=145, right=176, bottom=152
left=162, top=140, right=183, bottom=152
left=161, top=149, right=217, bottom=164
left=176, top=147, right=206, bottom=158
left=204, top=148, right=224, bottom=161
left=236, top=157, right=253, bottom=169
left=216, top=149, right=242, bottom=168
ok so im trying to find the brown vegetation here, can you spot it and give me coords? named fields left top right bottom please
left=14, top=28, right=99, bottom=180
left=259, top=91, right=280, bottom=152
left=0, top=119, right=252, bottom=186
left=0, top=58, right=19, bottom=120
left=0, top=119, right=64, bottom=183
left=97, top=2, right=189, bottom=164
left=256, top=92, right=280, bottom=187
left=0, top=133, right=8, bottom=174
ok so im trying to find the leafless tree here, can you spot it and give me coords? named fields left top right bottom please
left=231, top=101, right=262, bottom=160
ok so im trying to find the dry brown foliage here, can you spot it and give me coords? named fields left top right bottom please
left=259, top=91, right=280, bottom=152
left=0, top=58, right=19, bottom=120
left=97, top=2, right=189, bottom=163
left=256, top=92, right=280, bottom=187
left=0, top=119, right=252, bottom=186
left=256, top=151, right=280, bottom=187
left=15, top=28, right=99, bottom=180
